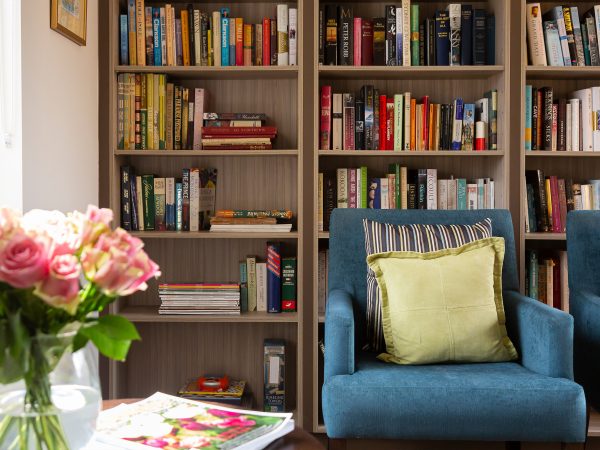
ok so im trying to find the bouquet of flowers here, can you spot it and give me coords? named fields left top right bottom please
left=0, top=206, right=160, bottom=449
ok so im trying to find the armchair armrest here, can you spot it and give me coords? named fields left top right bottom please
left=570, top=291, right=600, bottom=344
left=503, top=290, right=574, bottom=380
left=324, top=289, right=355, bottom=379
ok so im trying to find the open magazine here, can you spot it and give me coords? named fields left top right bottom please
left=94, top=392, right=294, bottom=450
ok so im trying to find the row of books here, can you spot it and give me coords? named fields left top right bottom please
left=319, top=3, right=494, bottom=66
left=319, top=86, right=497, bottom=151
left=318, top=166, right=495, bottom=231
left=210, top=210, right=293, bottom=233
left=525, top=250, right=569, bottom=312
left=240, top=246, right=297, bottom=314
left=120, top=1, right=297, bottom=66
left=158, top=283, right=240, bottom=315
left=526, top=3, right=600, bottom=67
left=525, top=170, right=600, bottom=233
left=120, top=166, right=217, bottom=232
left=524, top=85, right=600, bottom=152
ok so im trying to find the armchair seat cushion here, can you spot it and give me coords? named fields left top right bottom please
left=322, top=352, right=586, bottom=442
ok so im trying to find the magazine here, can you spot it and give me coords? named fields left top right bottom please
left=95, top=392, right=294, bottom=450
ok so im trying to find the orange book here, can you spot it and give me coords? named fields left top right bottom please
left=243, top=24, right=253, bottom=66
left=235, top=18, right=244, bottom=66
left=181, top=10, right=190, bottom=66
left=421, top=96, right=429, bottom=151
left=409, top=99, right=416, bottom=151
left=428, top=103, right=434, bottom=151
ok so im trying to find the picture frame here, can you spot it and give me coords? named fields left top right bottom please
left=50, top=0, right=87, bottom=46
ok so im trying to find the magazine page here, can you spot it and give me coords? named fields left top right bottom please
left=95, top=392, right=293, bottom=450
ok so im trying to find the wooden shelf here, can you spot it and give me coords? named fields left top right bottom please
left=526, top=66, right=600, bottom=80
left=121, top=306, right=299, bottom=323
left=318, top=232, right=329, bottom=239
left=526, top=151, right=600, bottom=157
left=115, top=65, right=299, bottom=80
left=115, top=150, right=299, bottom=157
left=589, top=408, right=600, bottom=437
left=525, top=233, right=566, bottom=241
left=131, top=231, right=299, bottom=239
left=318, top=150, right=504, bottom=157
left=318, top=65, right=504, bottom=80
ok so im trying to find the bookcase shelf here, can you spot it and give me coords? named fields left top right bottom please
left=120, top=306, right=299, bottom=323
left=115, top=65, right=299, bottom=80
left=318, top=65, right=504, bottom=80
left=525, top=233, right=567, bottom=241
left=115, top=150, right=299, bottom=157
left=318, top=150, right=505, bottom=157
left=318, top=232, right=329, bottom=239
left=526, top=66, right=600, bottom=80
left=130, top=231, right=299, bottom=239
left=525, top=151, right=600, bottom=158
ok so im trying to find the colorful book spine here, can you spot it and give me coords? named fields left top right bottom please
left=154, top=177, right=166, bottom=231
left=165, top=177, right=175, bottom=231
left=320, top=85, right=332, bottom=150
left=410, top=5, right=420, bottom=66
left=277, top=4, right=289, bottom=65
left=525, top=85, right=532, bottom=150
left=221, top=8, right=230, bottom=66
left=142, top=174, right=155, bottom=230
left=281, top=257, right=297, bottom=312
left=266, top=242, right=282, bottom=313
left=175, top=181, right=183, bottom=231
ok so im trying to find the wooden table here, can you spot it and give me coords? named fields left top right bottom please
left=102, top=399, right=324, bottom=450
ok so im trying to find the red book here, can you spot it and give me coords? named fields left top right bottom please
left=262, top=18, right=271, bottom=66
left=236, top=19, right=244, bottom=66
left=421, top=96, right=429, bottom=151
left=320, top=85, right=332, bottom=150
left=354, top=17, right=362, bottom=66
left=386, top=99, right=394, bottom=151
left=379, top=95, right=387, bottom=150
left=552, top=256, right=561, bottom=309
left=361, top=20, right=373, bottom=66
left=550, top=175, right=561, bottom=233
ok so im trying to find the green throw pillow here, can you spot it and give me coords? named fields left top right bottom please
left=366, top=237, right=518, bottom=365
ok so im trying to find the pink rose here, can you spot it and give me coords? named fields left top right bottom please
left=75, top=205, right=114, bottom=248
left=0, top=232, right=49, bottom=288
left=81, top=228, right=160, bottom=296
left=21, top=209, right=80, bottom=255
left=35, top=253, right=81, bottom=314
left=0, top=208, right=20, bottom=250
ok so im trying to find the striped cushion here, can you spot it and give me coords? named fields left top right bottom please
left=363, top=218, right=493, bottom=352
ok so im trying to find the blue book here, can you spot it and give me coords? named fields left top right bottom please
left=544, top=20, right=564, bottom=66
left=435, top=10, right=450, bottom=66
left=175, top=182, right=183, bottom=231
left=266, top=242, right=281, bottom=313
left=590, top=180, right=600, bottom=210
left=396, top=9, right=403, bottom=65
left=526, top=184, right=537, bottom=232
left=477, top=179, right=484, bottom=209
left=451, top=98, right=464, bottom=150
left=462, top=103, right=475, bottom=150
left=120, top=14, right=129, bottom=65
left=369, top=179, right=381, bottom=209
left=221, top=8, right=230, bottom=66
left=525, top=85, right=532, bottom=150
left=460, top=5, right=473, bottom=65
left=457, top=179, right=467, bottom=210
left=152, top=8, right=162, bottom=66
left=545, top=6, right=571, bottom=66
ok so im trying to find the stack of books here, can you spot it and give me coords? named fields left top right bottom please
left=209, top=209, right=293, bottom=232
left=320, top=86, right=497, bottom=151
left=178, top=378, right=247, bottom=406
left=526, top=3, right=600, bottom=67
left=120, top=2, right=297, bottom=66
left=320, top=2, right=495, bottom=66
left=525, top=170, right=600, bottom=233
left=201, top=113, right=277, bottom=150
left=158, top=283, right=241, bottom=315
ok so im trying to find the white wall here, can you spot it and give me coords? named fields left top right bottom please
left=20, top=0, right=98, bottom=213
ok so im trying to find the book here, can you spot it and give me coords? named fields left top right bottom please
left=281, top=257, right=297, bottom=312
left=527, top=3, right=548, bottom=65
left=264, top=340, right=286, bottom=412
left=277, top=4, right=289, bottom=65
left=385, top=5, right=396, bottom=66
left=120, top=166, right=132, bottom=230
left=256, top=262, right=267, bottom=312
left=267, top=242, right=282, bottom=313
left=435, top=10, right=449, bottom=66
left=361, top=20, right=374, bottom=66
left=247, top=256, right=257, bottom=311
left=448, top=4, right=461, bottom=66
left=141, top=174, right=155, bottom=230
left=320, top=85, right=332, bottom=150
left=373, top=18, right=386, bottom=65
left=460, top=5, right=473, bottom=65
left=472, top=9, right=486, bottom=65
left=339, top=6, right=353, bottom=65
left=153, top=177, right=166, bottom=231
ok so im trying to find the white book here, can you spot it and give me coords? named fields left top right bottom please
left=569, top=98, right=580, bottom=151
left=193, top=88, right=206, bottom=150
left=437, top=179, right=448, bottom=210
left=256, top=262, right=267, bottom=312
left=247, top=256, right=257, bottom=311
left=189, top=168, right=200, bottom=231
left=318, top=173, right=324, bottom=231
left=526, top=3, right=548, bottom=66
left=394, top=94, right=404, bottom=150
left=566, top=103, right=572, bottom=151
left=447, top=178, right=457, bottom=210
left=277, top=4, right=289, bottom=65
left=572, top=89, right=593, bottom=151
left=467, top=184, right=478, bottom=210
left=212, top=11, right=221, bottom=66
left=582, top=184, right=594, bottom=209
left=401, top=0, right=410, bottom=66
left=289, top=8, right=297, bottom=65
left=193, top=9, right=201, bottom=66
left=380, top=178, right=389, bottom=209
left=475, top=97, right=489, bottom=148
left=332, top=93, right=343, bottom=150
left=426, top=169, right=437, bottom=210
left=489, top=180, right=495, bottom=209
left=592, top=87, right=600, bottom=151
left=403, top=92, right=411, bottom=150
left=550, top=6, right=571, bottom=66
left=336, top=168, right=348, bottom=208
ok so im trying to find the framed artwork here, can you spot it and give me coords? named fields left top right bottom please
left=50, top=0, right=87, bottom=46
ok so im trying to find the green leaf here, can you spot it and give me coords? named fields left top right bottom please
left=79, top=315, right=140, bottom=361
left=72, top=330, right=90, bottom=353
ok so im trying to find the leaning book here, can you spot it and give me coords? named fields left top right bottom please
left=95, top=392, right=294, bottom=450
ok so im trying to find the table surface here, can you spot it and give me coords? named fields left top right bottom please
left=101, top=399, right=324, bottom=450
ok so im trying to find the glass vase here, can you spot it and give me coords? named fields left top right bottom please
left=0, top=332, right=102, bottom=449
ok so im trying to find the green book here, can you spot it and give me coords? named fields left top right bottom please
left=240, top=262, right=248, bottom=313
left=281, top=257, right=297, bottom=312
left=360, top=166, right=368, bottom=208
left=410, top=5, right=420, bottom=66
left=140, top=109, right=148, bottom=150
left=457, top=178, right=467, bottom=210
left=142, top=174, right=155, bottom=230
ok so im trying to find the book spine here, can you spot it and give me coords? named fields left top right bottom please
left=281, top=257, right=296, bottom=312
left=417, top=169, right=427, bottom=209
left=160, top=7, right=167, bottom=66
left=121, top=14, right=130, bottom=65
left=320, top=85, right=332, bottom=150
left=355, top=93, right=365, bottom=150
left=361, top=20, right=374, bottom=66
left=472, top=9, right=486, bottom=65
left=373, top=18, right=386, bottom=65
left=460, top=5, right=473, bottom=65
left=256, top=23, right=263, bottom=65
left=262, top=18, right=270, bottom=66
left=175, top=19, right=183, bottom=66
left=339, top=6, right=353, bottom=65
left=386, top=5, right=396, bottom=66
left=544, top=20, right=564, bottom=66
left=337, top=168, right=348, bottom=208
left=271, top=19, right=278, bottom=65
left=543, top=88, right=553, bottom=150
left=426, top=168, right=437, bottom=209
left=364, top=85, right=374, bottom=149
left=581, top=20, right=591, bottom=66
left=354, top=17, right=362, bottom=65
left=435, top=10, right=450, bottom=66
left=135, top=0, right=145, bottom=65
left=120, top=166, right=132, bottom=230
left=256, top=262, right=267, bottom=312
left=379, top=94, right=387, bottom=150
left=145, top=6, right=153, bottom=65
left=247, top=257, right=257, bottom=311
left=343, top=93, right=355, bottom=150
left=526, top=3, right=547, bottom=65
left=212, top=11, right=221, bottom=67
left=289, top=8, right=297, bottom=65
left=189, top=168, right=200, bottom=232
left=193, top=88, right=205, bottom=150
left=386, top=99, right=394, bottom=150
left=570, top=7, right=586, bottom=66
left=348, top=168, right=357, bottom=208
left=396, top=8, right=403, bottom=65
left=221, top=8, right=230, bottom=66
left=154, top=177, right=166, bottom=231
left=563, top=7, right=578, bottom=66
left=448, top=4, right=461, bottom=66
left=586, top=16, right=600, bottom=66
left=142, top=174, right=155, bottom=230
left=410, top=5, right=419, bottom=65
left=181, top=9, right=190, bottom=66
left=419, top=22, right=425, bottom=66
left=319, top=6, right=324, bottom=64
left=277, top=4, right=289, bottom=65
left=181, top=168, right=190, bottom=231
left=401, top=0, right=410, bottom=65
left=451, top=99, right=464, bottom=150
left=403, top=92, right=411, bottom=150
left=393, top=94, right=403, bottom=150
left=243, top=24, right=252, bottom=65
left=462, top=103, right=475, bottom=150
left=332, top=93, right=343, bottom=150
left=489, top=89, right=497, bottom=150
left=267, top=243, right=282, bottom=313
left=240, top=262, right=248, bottom=313
left=558, top=98, right=566, bottom=151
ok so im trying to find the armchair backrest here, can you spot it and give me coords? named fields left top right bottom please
left=329, top=209, right=519, bottom=322
left=567, top=211, right=600, bottom=295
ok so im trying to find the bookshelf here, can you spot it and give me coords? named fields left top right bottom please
left=100, top=0, right=307, bottom=426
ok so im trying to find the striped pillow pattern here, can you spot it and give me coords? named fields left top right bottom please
left=363, top=218, right=493, bottom=353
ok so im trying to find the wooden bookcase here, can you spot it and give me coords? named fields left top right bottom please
left=516, top=0, right=600, bottom=292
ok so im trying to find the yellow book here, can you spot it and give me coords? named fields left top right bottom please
left=153, top=74, right=160, bottom=149
left=146, top=74, right=154, bottom=149
left=181, top=9, right=190, bottom=66
left=545, top=178, right=553, bottom=231
left=159, top=74, right=166, bottom=149
left=207, top=27, right=213, bottom=66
